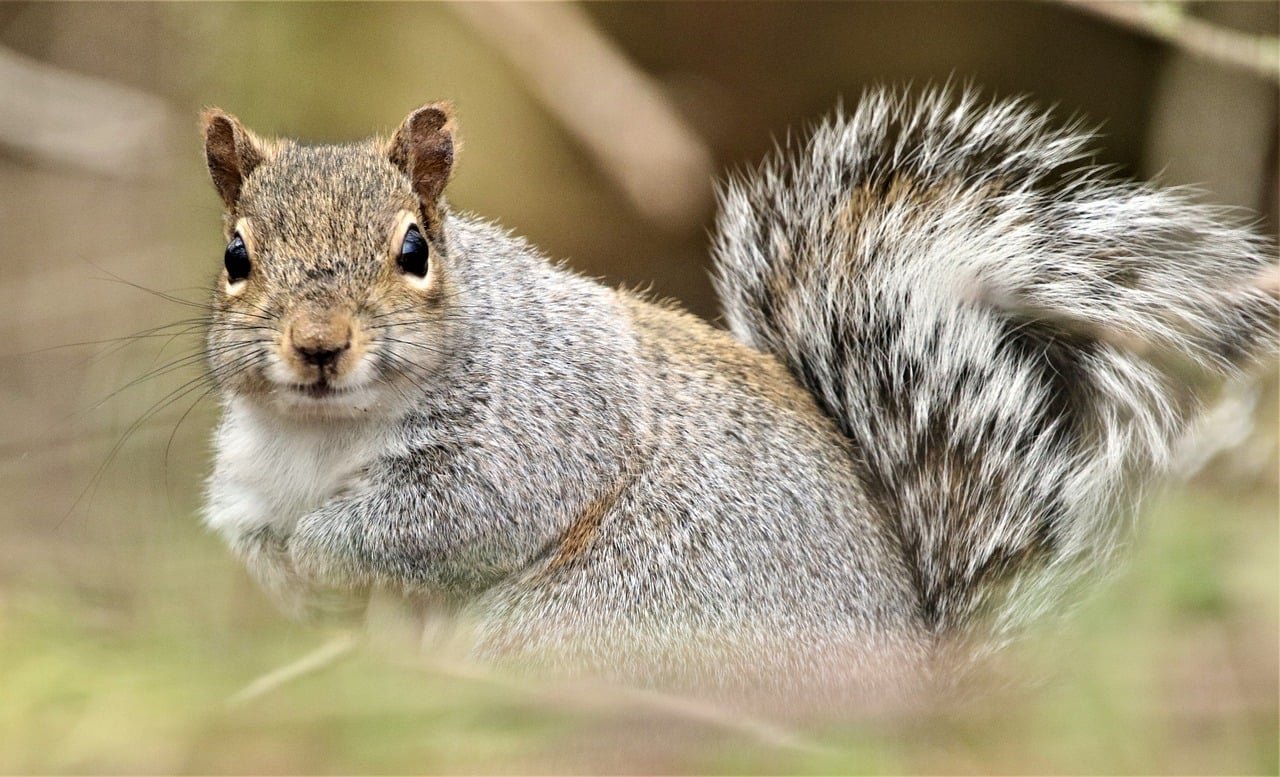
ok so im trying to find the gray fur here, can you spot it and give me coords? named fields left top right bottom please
left=712, top=88, right=1278, bottom=649
left=201, top=89, right=1277, bottom=696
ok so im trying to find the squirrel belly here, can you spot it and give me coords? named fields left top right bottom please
left=197, top=89, right=1278, bottom=693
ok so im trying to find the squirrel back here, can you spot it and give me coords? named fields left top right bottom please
left=712, top=88, right=1278, bottom=649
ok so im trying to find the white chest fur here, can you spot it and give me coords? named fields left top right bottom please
left=203, top=399, right=392, bottom=539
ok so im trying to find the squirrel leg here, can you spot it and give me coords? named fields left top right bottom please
left=232, top=524, right=369, bottom=623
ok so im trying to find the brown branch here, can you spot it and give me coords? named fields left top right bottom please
left=1058, top=0, right=1280, bottom=83
left=449, top=3, right=716, bottom=231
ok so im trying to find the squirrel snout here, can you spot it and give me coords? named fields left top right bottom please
left=286, top=315, right=354, bottom=372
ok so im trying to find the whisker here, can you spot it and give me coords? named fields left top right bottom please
left=379, top=351, right=436, bottom=401
left=366, top=314, right=480, bottom=331
left=375, top=337, right=451, bottom=358
left=10, top=319, right=212, bottom=358
left=63, top=359, right=236, bottom=524
left=366, top=289, right=476, bottom=320
left=90, top=272, right=278, bottom=323
left=79, top=340, right=266, bottom=418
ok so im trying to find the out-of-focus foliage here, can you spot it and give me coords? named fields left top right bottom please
left=0, top=2, right=1275, bottom=773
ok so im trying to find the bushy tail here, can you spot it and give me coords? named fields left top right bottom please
left=712, top=88, right=1278, bottom=647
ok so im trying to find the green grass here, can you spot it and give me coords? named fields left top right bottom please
left=1, top=476, right=1274, bottom=774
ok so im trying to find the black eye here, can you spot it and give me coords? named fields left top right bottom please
left=224, top=233, right=251, bottom=283
left=397, top=224, right=429, bottom=279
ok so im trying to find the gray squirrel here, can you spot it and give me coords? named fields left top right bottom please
left=199, top=89, right=1277, bottom=697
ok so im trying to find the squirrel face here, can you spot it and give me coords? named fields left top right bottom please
left=200, top=104, right=459, bottom=418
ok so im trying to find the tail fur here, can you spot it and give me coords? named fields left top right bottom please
left=712, top=88, right=1278, bottom=647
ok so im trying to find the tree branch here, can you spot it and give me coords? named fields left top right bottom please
left=450, top=2, right=716, bottom=231
left=1058, top=0, right=1280, bottom=83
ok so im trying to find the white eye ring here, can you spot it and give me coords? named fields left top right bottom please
left=224, top=218, right=255, bottom=296
left=391, top=210, right=433, bottom=290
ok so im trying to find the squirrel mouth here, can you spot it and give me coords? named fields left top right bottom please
left=291, top=379, right=350, bottom=399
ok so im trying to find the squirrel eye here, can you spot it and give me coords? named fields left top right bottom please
left=397, top=224, right=429, bottom=279
left=224, top=233, right=251, bottom=283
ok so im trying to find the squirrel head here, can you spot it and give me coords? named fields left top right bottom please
left=199, top=103, right=461, bottom=418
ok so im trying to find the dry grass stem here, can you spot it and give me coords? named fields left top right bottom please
left=225, top=632, right=361, bottom=709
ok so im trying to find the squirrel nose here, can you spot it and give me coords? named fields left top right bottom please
left=289, top=317, right=352, bottom=369
left=294, top=341, right=349, bottom=367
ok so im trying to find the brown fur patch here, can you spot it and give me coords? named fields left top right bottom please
left=837, top=174, right=1007, bottom=237
left=544, top=480, right=628, bottom=573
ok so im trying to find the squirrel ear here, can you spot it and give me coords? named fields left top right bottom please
left=387, top=102, right=457, bottom=207
left=201, top=108, right=267, bottom=209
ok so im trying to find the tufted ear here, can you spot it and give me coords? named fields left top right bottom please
left=386, top=102, right=458, bottom=210
left=201, top=108, right=269, bottom=210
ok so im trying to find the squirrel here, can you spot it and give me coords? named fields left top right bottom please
left=198, top=88, right=1277, bottom=698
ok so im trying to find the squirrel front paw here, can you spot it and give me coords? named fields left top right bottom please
left=287, top=507, right=370, bottom=591
left=231, top=523, right=367, bottom=623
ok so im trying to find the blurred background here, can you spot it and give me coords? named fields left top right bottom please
left=0, top=2, right=1276, bottom=773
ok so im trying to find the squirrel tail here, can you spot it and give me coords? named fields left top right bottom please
left=711, top=88, right=1278, bottom=650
